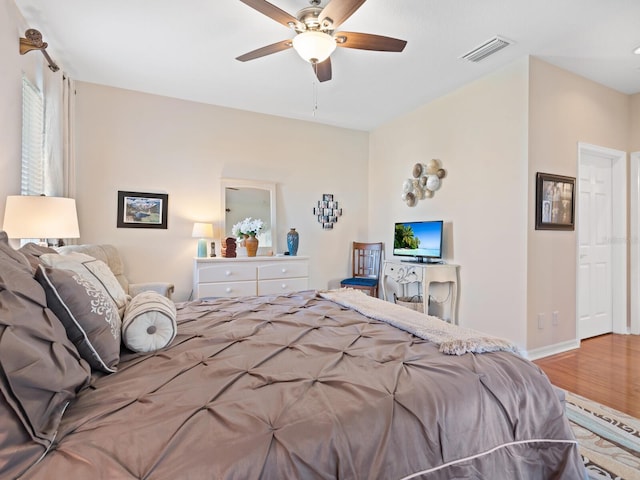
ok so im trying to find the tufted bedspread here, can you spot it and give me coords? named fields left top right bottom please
left=20, top=291, right=585, bottom=479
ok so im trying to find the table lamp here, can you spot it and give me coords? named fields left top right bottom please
left=3, top=195, right=80, bottom=246
left=192, top=222, right=214, bottom=258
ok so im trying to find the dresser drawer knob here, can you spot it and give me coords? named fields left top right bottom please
left=225, top=287, right=232, bottom=293
left=225, top=270, right=232, bottom=277
left=281, top=268, right=287, bottom=273
left=281, top=283, right=287, bottom=289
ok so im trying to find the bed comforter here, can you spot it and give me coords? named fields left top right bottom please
left=17, top=291, right=584, bottom=479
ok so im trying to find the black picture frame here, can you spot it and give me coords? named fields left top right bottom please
left=117, top=191, right=168, bottom=229
left=535, top=173, right=575, bottom=230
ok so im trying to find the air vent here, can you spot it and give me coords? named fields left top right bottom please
left=460, top=36, right=512, bottom=63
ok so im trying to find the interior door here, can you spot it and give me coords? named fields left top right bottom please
left=578, top=155, right=613, bottom=339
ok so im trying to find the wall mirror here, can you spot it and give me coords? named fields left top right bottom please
left=221, top=178, right=277, bottom=255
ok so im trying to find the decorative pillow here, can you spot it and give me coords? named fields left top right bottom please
left=18, top=242, right=58, bottom=273
left=0, top=232, right=91, bottom=447
left=40, top=252, right=130, bottom=317
left=36, top=265, right=121, bottom=373
left=122, top=291, right=177, bottom=353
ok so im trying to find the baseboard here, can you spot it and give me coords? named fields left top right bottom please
left=523, top=339, right=581, bottom=361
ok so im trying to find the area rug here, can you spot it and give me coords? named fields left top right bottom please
left=564, top=391, right=640, bottom=479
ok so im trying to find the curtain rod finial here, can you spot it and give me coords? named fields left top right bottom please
left=19, top=28, right=59, bottom=73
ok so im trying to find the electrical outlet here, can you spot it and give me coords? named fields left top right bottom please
left=552, top=311, right=559, bottom=326
left=537, top=313, right=544, bottom=329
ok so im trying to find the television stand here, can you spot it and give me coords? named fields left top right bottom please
left=381, top=260, right=459, bottom=324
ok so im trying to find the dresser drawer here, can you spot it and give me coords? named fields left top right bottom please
left=258, top=262, right=309, bottom=280
left=258, top=277, right=309, bottom=295
left=193, top=257, right=310, bottom=301
left=197, top=281, right=256, bottom=298
left=197, top=264, right=256, bottom=283
left=383, top=263, right=423, bottom=284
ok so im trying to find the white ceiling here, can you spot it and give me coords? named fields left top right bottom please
left=15, top=0, right=640, bottom=131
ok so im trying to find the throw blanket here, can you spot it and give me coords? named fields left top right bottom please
left=318, top=288, right=520, bottom=355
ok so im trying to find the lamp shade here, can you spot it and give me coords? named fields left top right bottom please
left=292, top=31, right=336, bottom=63
left=192, top=222, right=214, bottom=238
left=3, top=195, right=80, bottom=239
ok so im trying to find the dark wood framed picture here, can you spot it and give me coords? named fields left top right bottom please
left=117, top=191, right=168, bottom=229
left=535, top=173, right=575, bottom=230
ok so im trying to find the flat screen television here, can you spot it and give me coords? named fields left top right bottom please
left=393, top=220, right=443, bottom=263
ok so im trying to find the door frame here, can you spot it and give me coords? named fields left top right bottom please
left=629, top=152, right=640, bottom=334
left=576, top=142, right=627, bottom=336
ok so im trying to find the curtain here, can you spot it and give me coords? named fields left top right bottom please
left=42, top=67, right=76, bottom=199
left=62, top=74, right=76, bottom=199
left=41, top=66, right=77, bottom=244
left=43, top=64, right=63, bottom=196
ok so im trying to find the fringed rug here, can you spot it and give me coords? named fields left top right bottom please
left=565, top=391, right=640, bottom=479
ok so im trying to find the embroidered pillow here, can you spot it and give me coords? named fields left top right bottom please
left=40, top=252, right=129, bottom=317
left=36, top=265, right=121, bottom=373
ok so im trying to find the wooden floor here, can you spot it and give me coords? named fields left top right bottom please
left=534, top=333, right=640, bottom=418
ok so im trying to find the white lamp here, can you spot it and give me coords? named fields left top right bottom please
left=192, top=222, right=214, bottom=258
left=292, top=31, right=336, bottom=63
left=3, top=195, right=80, bottom=245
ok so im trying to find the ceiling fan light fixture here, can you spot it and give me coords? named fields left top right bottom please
left=292, top=31, right=336, bottom=63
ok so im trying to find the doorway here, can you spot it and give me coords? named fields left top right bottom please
left=576, top=143, right=626, bottom=339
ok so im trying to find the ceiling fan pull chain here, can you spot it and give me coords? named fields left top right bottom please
left=312, top=64, right=319, bottom=117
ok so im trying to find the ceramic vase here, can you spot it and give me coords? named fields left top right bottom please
left=287, top=228, right=299, bottom=256
left=245, top=235, right=259, bottom=257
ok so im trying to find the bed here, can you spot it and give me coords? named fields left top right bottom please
left=0, top=235, right=586, bottom=479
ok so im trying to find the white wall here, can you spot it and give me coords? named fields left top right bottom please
left=527, top=58, right=630, bottom=351
left=73, top=82, right=369, bottom=300
left=632, top=93, right=640, bottom=152
left=369, top=59, right=530, bottom=348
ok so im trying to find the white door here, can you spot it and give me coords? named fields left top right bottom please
left=578, top=155, right=613, bottom=339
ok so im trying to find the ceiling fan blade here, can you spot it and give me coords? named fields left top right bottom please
left=319, top=0, right=367, bottom=30
left=236, top=40, right=292, bottom=62
left=335, top=32, right=407, bottom=52
left=313, top=58, right=332, bottom=82
left=238, top=0, right=301, bottom=29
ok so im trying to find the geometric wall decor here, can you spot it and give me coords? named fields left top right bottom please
left=313, top=194, right=343, bottom=229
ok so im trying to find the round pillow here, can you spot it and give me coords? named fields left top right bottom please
left=122, top=291, right=177, bottom=353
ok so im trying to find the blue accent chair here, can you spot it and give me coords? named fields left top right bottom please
left=340, top=242, right=383, bottom=297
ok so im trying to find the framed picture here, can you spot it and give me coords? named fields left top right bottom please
left=117, top=191, right=168, bottom=229
left=535, top=173, right=575, bottom=230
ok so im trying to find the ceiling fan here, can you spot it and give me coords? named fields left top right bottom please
left=236, top=0, right=407, bottom=82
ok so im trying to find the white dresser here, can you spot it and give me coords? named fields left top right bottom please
left=193, top=256, right=310, bottom=299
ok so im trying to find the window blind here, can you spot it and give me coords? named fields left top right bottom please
left=21, top=76, right=45, bottom=196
